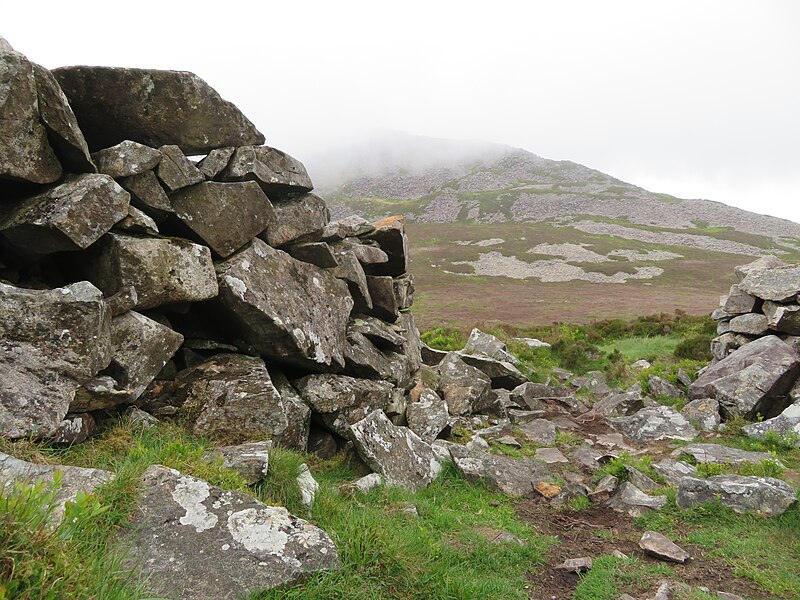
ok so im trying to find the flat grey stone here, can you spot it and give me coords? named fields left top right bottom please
left=679, top=443, right=784, bottom=467
left=91, top=140, right=161, bottom=178
left=677, top=475, right=796, bottom=516
left=608, top=406, right=698, bottom=442
left=517, top=419, right=557, bottom=445
left=739, top=264, right=800, bottom=302
left=608, top=482, right=667, bottom=517
left=448, top=444, right=549, bottom=496
left=639, top=531, right=690, bottom=563
left=203, top=441, right=271, bottom=485
left=728, top=313, right=770, bottom=336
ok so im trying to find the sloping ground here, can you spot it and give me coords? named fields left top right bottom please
left=317, top=137, right=800, bottom=328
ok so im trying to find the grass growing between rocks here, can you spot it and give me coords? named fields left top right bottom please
left=1, top=422, right=552, bottom=600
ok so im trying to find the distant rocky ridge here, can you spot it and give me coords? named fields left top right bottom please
left=319, top=133, right=800, bottom=248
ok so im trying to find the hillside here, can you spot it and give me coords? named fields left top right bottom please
left=313, top=133, right=800, bottom=328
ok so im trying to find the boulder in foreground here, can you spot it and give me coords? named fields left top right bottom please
left=677, top=475, right=796, bottom=517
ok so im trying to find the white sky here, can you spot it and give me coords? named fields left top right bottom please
left=5, top=1, right=799, bottom=222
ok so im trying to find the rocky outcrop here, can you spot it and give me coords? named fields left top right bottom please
left=122, top=465, right=339, bottom=600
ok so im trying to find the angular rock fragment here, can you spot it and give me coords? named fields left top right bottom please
left=679, top=443, right=783, bottom=467
left=458, top=353, right=528, bottom=389
left=220, top=146, right=313, bottom=198
left=91, top=140, right=161, bottom=178
left=365, top=275, right=399, bottom=322
left=202, top=440, right=271, bottom=485
left=103, top=311, right=183, bottom=401
left=651, top=459, right=697, bottom=487
left=0, top=452, right=114, bottom=525
left=53, top=67, right=265, bottom=154
left=296, top=463, right=318, bottom=507
left=343, top=331, right=396, bottom=383
left=647, top=375, right=682, bottom=399
left=215, top=239, right=352, bottom=369
left=406, top=385, right=449, bottom=443
left=349, top=410, right=440, bottom=492
left=171, top=181, right=275, bottom=257
left=122, top=465, right=339, bottom=600
left=448, top=444, right=549, bottom=496
left=763, top=301, right=800, bottom=335
left=0, top=51, right=61, bottom=183
left=330, top=248, right=372, bottom=310
left=393, top=273, right=415, bottom=310
left=114, top=205, right=159, bottom=235
left=196, top=147, right=234, bottom=179
left=625, top=466, right=659, bottom=493
left=555, top=557, right=593, bottom=573
left=463, top=328, right=519, bottom=364
left=436, top=352, right=492, bottom=415
left=48, top=413, right=97, bottom=445
left=728, top=313, right=769, bottom=336
left=333, top=239, right=388, bottom=266
left=319, top=215, right=374, bottom=241
left=589, top=389, right=647, bottom=417
left=262, top=193, right=329, bottom=247
left=0, top=174, right=129, bottom=255
left=118, top=170, right=173, bottom=220
left=124, top=406, right=159, bottom=428
left=86, top=233, right=218, bottom=309
left=739, top=264, right=800, bottom=302
left=680, top=398, right=721, bottom=432
left=270, top=371, right=311, bottom=452
left=285, top=242, right=338, bottom=268
left=734, top=255, right=786, bottom=281
left=177, top=354, right=287, bottom=443
left=608, top=406, right=698, bottom=442
left=32, top=63, right=95, bottom=173
left=688, top=335, right=800, bottom=419
left=364, top=215, right=409, bottom=276
left=639, top=531, right=690, bottom=564
left=721, top=284, right=757, bottom=314
left=677, top=475, right=796, bottom=516
left=340, top=473, right=383, bottom=494
left=535, top=447, right=568, bottom=464
left=156, top=144, right=204, bottom=192
left=608, top=482, right=667, bottom=517
left=517, top=419, right=557, bottom=445
left=350, top=315, right=407, bottom=351
left=741, top=409, right=800, bottom=447
left=294, top=374, right=398, bottom=437
left=0, top=281, right=111, bottom=439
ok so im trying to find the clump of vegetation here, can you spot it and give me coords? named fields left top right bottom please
left=420, top=327, right=465, bottom=351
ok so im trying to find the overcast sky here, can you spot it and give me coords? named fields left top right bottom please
left=5, top=1, right=799, bottom=222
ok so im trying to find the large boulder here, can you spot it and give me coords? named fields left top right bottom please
left=0, top=452, right=113, bottom=525
left=0, top=282, right=111, bottom=439
left=52, top=67, right=264, bottom=154
left=688, top=335, right=800, bottom=419
left=176, top=354, right=287, bottom=443
left=349, top=410, right=440, bottom=492
left=608, top=406, right=698, bottom=442
left=448, top=444, right=550, bottom=496
left=32, top=64, right=95, bottom=173
left=86, top=233, right=219, bottom=310
left=677, top=475, right=796, bottom=517
left=215, top=239, right=352, bottom=370
left=436, top=352, right=491, bottom=415
left=219, top=146, right=313, bottom=198
left=262, top=193, right=329, bottom=247
left=294, top=374, right=399, bottom=437
left=0, top=50, right=61, bottom=183
left=171, top=181, right=275, bottom=257
left=122, top=465, right=339, bottom=600
left=0, top=174, right=130, bottom=255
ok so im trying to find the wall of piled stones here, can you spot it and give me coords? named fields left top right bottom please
left=0, top=39, right=421, bottom=456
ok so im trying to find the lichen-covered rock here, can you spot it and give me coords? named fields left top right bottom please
left=52, top=67, right=265, bottom=154
left=728, top=313, right=770, bottom=336
left=688, top=335, right=800, bottom=419
left=647, top=375, right=683, bottom=399
left=270, top=371, right=311, bottom=452
left=651, top=459, right=697, bottom=486
left=349, top=315, right=407, bottom=351
left=462, top=328, right=519, bottom=364
left=122, top=465, right=339, bottom=600
left=448, top=444, right=550, bottom=496
left=177, top=354, right=287, bottom=443
left=680, top=398, right=721, bottom=432
left=364, top=215, right=409, bottom=276
left=48, top=413, right=97, bottom=445
left=118, top=170, right=172, bottom=220
left=86, top=233, right=218, bottom=310
left=203, top=440, right=271, bottom=485
left=516, top=419, right=557, bottom=445
left=103, top=311, right=183, bottom=402
left=741, top=409, right=800, bottom=447
left=739, top=264, right=800, bottom=302
left=215, top=239, right=352, bottom=370
left=171, top=181, right=275, bottom=257
left=0, top=281, right=111, bottom=439
left=679, top=443, right=784, bottom=467
left=319, top=215, right=374, bottom=241
left=763, top=301, right=800, bottom=335
left=365, top=275, right=399, bottom=322
left=0, top=451, right=113, bottom=524
left=330, top=248, right=372, bottom=310
left=294, top=374, right=399, bottom=437
left=219, top=146, right=313, bottom=198
left=156, top=144, right=204, bottom=192
left=32, top=63, right=95, bottom=173
left=458, top=353, right=528, bottom=389
left=406, top=384, right=449, bottom=443
left=114, top=205, right=160, bottom=235
left=262, top=193, right=329, bottom=247
left=589, top=389, right=647, bottom=417
left=608, top=482, right=667, bottom=517
left=333, top=239, right=388, bottom=266
left=0, top=51, right=61, bottom=183
left=0, top=174, right=130, bottom=255
left=196, top=147, right=234, bottom=179
left=343, top=331, right=395, bottom=382
left=734, top=256, right=787, bottom=281
left=285, top=242, right=339, bottom=268
left=639, top=531, right=690, bottom=563
left=436, top=352, right=491, bottom=416
left=721, top=284, right=757, bottom=314
left=677, top=475, right=796, bottom=516
left=349, top=410, right=440, bottom=492
left=608, top=405, right=698, bottom=442
left=91, top=140, right=161, bottom=178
